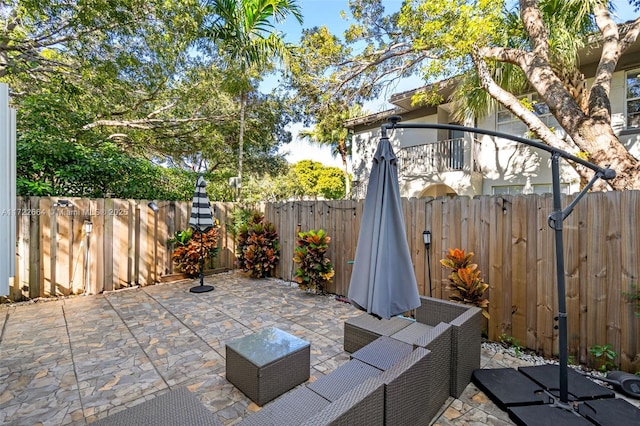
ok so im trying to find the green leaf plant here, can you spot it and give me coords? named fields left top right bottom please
left=293, top=229, right=335, bottom=294
left=623, top=283, right=640, bottom=318
left=588, top=344, right=618, bottom=373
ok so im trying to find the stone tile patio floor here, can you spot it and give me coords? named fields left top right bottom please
left=1, top=271, right=638, bottom=425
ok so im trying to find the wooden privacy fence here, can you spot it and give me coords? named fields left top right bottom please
left=10, top=192, right=640, bottom=372
left=13, top=197, right=237, bottom=299
left=264, top=193, right=639, bottom=372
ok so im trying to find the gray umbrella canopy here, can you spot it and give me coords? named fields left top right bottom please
left=189, top=176, right=215, bottom=232
left=348, top=136, right=421, bottom=319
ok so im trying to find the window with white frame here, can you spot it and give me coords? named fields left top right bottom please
left=492, top=185, right=525, bottom=195
left=496, top=94, right=562, bottom=138
left=531, top=184, right=570, bottom=195
left=492, top=183, right=570, bottom=195
left=626, top=69, right=640, bottom=129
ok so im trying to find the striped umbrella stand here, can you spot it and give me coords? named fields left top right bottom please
left=188, top=176, right=215, bottom=293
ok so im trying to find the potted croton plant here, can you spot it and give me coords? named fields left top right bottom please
left=293, top=229, right=335, bottom=294
left=440, top=248, right=490, bottom=319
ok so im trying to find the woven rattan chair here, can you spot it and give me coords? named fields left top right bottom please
left=307, top=359, right=383, bottom=402
left=237, top=387, right=330, bottom=426
left=415, top=296, right=482, bottom=397
left=299, top=377, right=385, bottom=426
left=351, top=327, right=451, bottom=426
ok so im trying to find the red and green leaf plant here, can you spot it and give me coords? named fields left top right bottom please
left=236, top=212, right=280, bottom=278
left=441, top=248, right=490, bottom=319
left=293, top=229, right=335, bottom=294
left=169, top=226, right=220, bottom=278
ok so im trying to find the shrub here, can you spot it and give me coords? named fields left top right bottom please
left=236, top=212, right=280, bottom=278
left=441, top=248, right=490, bottom=319
left=228, top=207, right=257, bottom=238
left=589, top=344, right=618, bottom=372
left=169, top=227, right=220, bottom=277
left=293, top=229, right=335, bottom=294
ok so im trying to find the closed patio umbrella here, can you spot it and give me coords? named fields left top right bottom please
left=189, top=176, right=215, bottom=293
left=348, top=135, right=421, bottom=319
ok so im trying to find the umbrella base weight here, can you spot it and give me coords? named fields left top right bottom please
left=190, top=285, right=214, bottom=293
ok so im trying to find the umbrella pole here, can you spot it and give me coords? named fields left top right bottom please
left=190, top=229, right=214, bottom=293
left=200, top=230, right=204, bottom=286
left=550, top=153, right=569, bottom=404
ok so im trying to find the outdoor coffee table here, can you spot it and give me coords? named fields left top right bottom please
left=225, top=327, right=310, bottom=406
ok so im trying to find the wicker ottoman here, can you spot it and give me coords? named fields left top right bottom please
left=226, top=327, right=310, bottom=406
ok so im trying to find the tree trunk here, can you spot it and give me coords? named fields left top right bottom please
left=577, top=120, right=640, bottom=190
left=339, top=140, right=350, bottom=198
left=238, top=91, right=246, bottom=201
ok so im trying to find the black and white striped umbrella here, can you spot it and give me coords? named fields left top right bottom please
left=189, top=176, right=214, bottom=232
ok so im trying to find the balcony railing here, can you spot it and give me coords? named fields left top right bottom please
left=351, top=138, right=481, bottom=199
left=397, top=137, right=471, bottom=175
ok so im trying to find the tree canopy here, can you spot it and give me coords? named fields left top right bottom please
left=1, top=0, right=297, bottom=200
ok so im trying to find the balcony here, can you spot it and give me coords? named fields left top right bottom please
left=397, top=138, right=480, bottom=176
left=351, top=138, right=482, bottom=199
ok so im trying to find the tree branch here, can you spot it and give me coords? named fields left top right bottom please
left=472, top=51, right=563, bottom=146
left=82, top=116, right=212, bottom=131
left=480, top=46, right=533, bottom=68
left=519, top=0, right=549, bottom=60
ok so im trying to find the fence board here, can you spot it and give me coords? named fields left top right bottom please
left=431, top=198, right=445, bottom=298
left=511, top=195, right=527, bottom=344
left=488, top=196, right=504, bottom=340
left=525, top=195, right=538, bottom=351
left=564, top=193, right=582, bottom=358
left=620, top=191, right=640, bottom=372
left=424, top=199, right=435, bottom=298
left=536, top=195, right=554, bottom=355
left=605, top=192, right=623, bottom=365
left=587, top=193, right=608, bottom=361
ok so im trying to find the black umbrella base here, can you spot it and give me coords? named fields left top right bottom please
left=519, top=365, right=615, bottom=401
left=472, top=366, right=639, bottom=426
left=189, top=285, right=214, bottom=293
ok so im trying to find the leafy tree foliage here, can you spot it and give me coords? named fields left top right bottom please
left=298, top=104, right=364, bottom=198
left=2, top=0, right=295, bottom=200
left=241, top=160, right=347, bottom=201
left=284, top=160, right=346, bottom=200
left=197, top=0, right=303, bottom=198
left=298, top=0, right=640, bottom=190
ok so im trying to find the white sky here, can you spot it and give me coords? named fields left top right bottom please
left=262, top=0, right=639, bottom=168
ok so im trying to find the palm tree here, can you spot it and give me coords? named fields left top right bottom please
left=205, top=0, right=303, bottom=199
left=298, top=104, right=363, bottom=198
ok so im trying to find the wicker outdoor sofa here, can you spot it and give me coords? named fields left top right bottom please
left=237, top=296, right=481, bottom=425
left=239, top=322, right=453, bottom=426
left=344, top=295, right=483, bottom=398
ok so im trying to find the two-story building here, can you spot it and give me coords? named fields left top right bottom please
left=345, top=29, right=640, bottom=199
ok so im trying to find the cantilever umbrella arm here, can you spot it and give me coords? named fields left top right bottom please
left=380, top=117, right=616, bottom=404
left=549, top=167, right=605, bottom=226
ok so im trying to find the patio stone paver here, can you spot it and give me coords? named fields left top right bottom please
left=0, top=270, right=638, bottom=425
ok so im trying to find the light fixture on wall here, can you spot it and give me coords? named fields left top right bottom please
left=422, top=230, right=431, bottom=249
left=53, top=199, right=73, bottom=208
left=423, top=230, right=432, bottom=297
